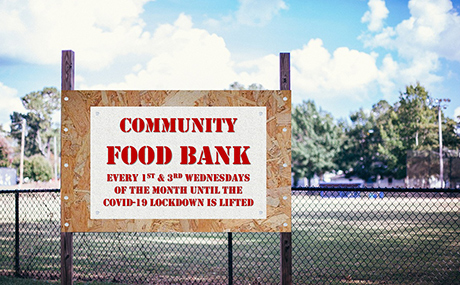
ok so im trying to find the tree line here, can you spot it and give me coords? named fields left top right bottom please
left=1, top=82, right=459, bottom=184
left=0, top=82, right=262, bottom=183
left=0, top=87, right=60, bottom=182
left=292, top=83, right=460, bottom=186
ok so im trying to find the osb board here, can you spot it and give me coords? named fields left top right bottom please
left=61, top=90, right=291, bottom=232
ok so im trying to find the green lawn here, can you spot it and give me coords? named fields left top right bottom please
left=0, top=276, right=126, bottom=285
left=292, top=195, right=460, bottom=284
left=1, top=193, right=459, bottom=284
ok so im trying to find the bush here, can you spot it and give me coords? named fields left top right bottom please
left=12, top=155, right=53, bottom=182
left=0, top=136, right=13, bottom=167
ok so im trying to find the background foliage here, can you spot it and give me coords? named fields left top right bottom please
left=1, top=82, right=459, bottom=185
left=292, top=83, right=460, bottom=185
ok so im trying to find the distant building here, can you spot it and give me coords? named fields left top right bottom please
left=0, top=167, right=17, bottom=186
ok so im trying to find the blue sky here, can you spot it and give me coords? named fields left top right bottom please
left=1, top=0, right=460, bottom=128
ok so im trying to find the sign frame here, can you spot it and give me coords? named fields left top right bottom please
left=61, top=90, right=291, bottom=232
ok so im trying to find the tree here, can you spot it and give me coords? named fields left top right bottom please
left=0, top=135, right=13, bottom=167
left=9, top=87, right=60, bottom=159
left=28, top=155, right=53, bottom=182
left=337, top=84, right=460, bottom=182
left=292, top=100, right=342, bottom=185
left=443, top=117, right=460, bottom=148
left=395, top=83, right=438, bottom=150
left=383, top=83, right=459, bottom=180
left=336, top=106, right=389, bottom=182
left=12, top=154, right=53, bottom=182
left=374, top=101, right=405, bottom=179
left=10, top=112, right=40, bottom=157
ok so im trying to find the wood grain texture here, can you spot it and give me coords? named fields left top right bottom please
left=280, top=52, right=293, bottom=284
left=61, top=90, right=291, bottom=232
left=61, top=51, right=74, bottom=91
left=60, top=49, right=74, bottom=285
left=60, top=232, right=73, bottom=284
left=280, top=53, right=290, bottom=91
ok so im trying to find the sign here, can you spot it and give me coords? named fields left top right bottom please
left=90, top=106, right=266, bottom=219
left=61, top=90, right=291, bottom=232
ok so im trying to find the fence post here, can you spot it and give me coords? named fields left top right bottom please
left=228, top=232, right=233, bottom=285
left=14, top=191, right=20, bottom=277
left=279, top=52, right=292, bottom=285
left=61, top=50, right=74, bottom=285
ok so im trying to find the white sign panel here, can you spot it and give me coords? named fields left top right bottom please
left=90, top=107, right=267, bottom=219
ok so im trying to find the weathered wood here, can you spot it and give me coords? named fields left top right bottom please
left=279, top=52, right=292, bottom=285
left=61, top=51, right=74, bottom=91
left=61, top=50, right=74, bottom=285
left=60, top=232, right=73, bottom=285
left=61, top=90, right=291, bottom=233
left=280, top=231, right=292, bottom=284
left=280, top=53, right=290, bottom=91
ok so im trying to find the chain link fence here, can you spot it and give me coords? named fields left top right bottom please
left=1, top=188, right=459, bottom=284
left=0, top=190, right=61, bottom=280
left=292, top=188, right=460, bottom=284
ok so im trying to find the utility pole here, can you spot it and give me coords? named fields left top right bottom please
left=435, top=98, right=450, bottom=188
left=19, top=118, right=26, bottom=188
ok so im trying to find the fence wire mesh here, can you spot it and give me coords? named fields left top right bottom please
left=0, top=190, right=61, bottom=280
left=1, top=188, right=459, bottom=284
left=292, top=189, right=460, bottom=284
left=0, top=192, right=16, bottom=276
left=233, top=232, right=280, bottom=284
left=73, top=232, right=228, bottom=284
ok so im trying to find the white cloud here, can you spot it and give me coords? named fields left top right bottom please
left=236, top=0, right=287, bottom=26
left=205, top=0, right=287, bottom=28
left=81, top=14, right=238, bottom=90
left=376, top=53, right=398, bottom=97
left=359, top=0, right=460, bottom=102
left=361, top=0, right=389, bottom=32
left=290, top=39, right=379, bottom=103
left=0, top=82, right=26, bottom=129
left=362, top=0, right=460, bottom=61
left=236, top=54, right=279, bottom=89
left=80, top=16, right=382, bottom=108
left=454, top=106, right=460, bottom=122
left=233, top=39, right=380, bottom=104
left=0, top=0, right=154, bottom=70
left=395, top=0, right=460, bottom=61
left=81, top=19, right=381, bottom=104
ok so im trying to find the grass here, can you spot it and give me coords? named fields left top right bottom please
left=0, top=276, right=125, bottom=285
left=1, top=192, right=460, bottom=284
left=291, top=195, right=460, bottom=284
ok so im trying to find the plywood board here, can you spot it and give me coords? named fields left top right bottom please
left=61, top=90, right=291, bottom=232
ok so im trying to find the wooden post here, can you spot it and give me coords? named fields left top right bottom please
left=228, top=232, right=233, bottom=285
left=61, top=50, right=74, bottom=285
left=280, top=53, right=290, bottom=91
left=62, top=51, right=75, bottom=91
left=280, top=52, right=292, bottom=285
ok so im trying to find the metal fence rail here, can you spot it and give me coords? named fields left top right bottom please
left=1, top=188, right=459, bottom=284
